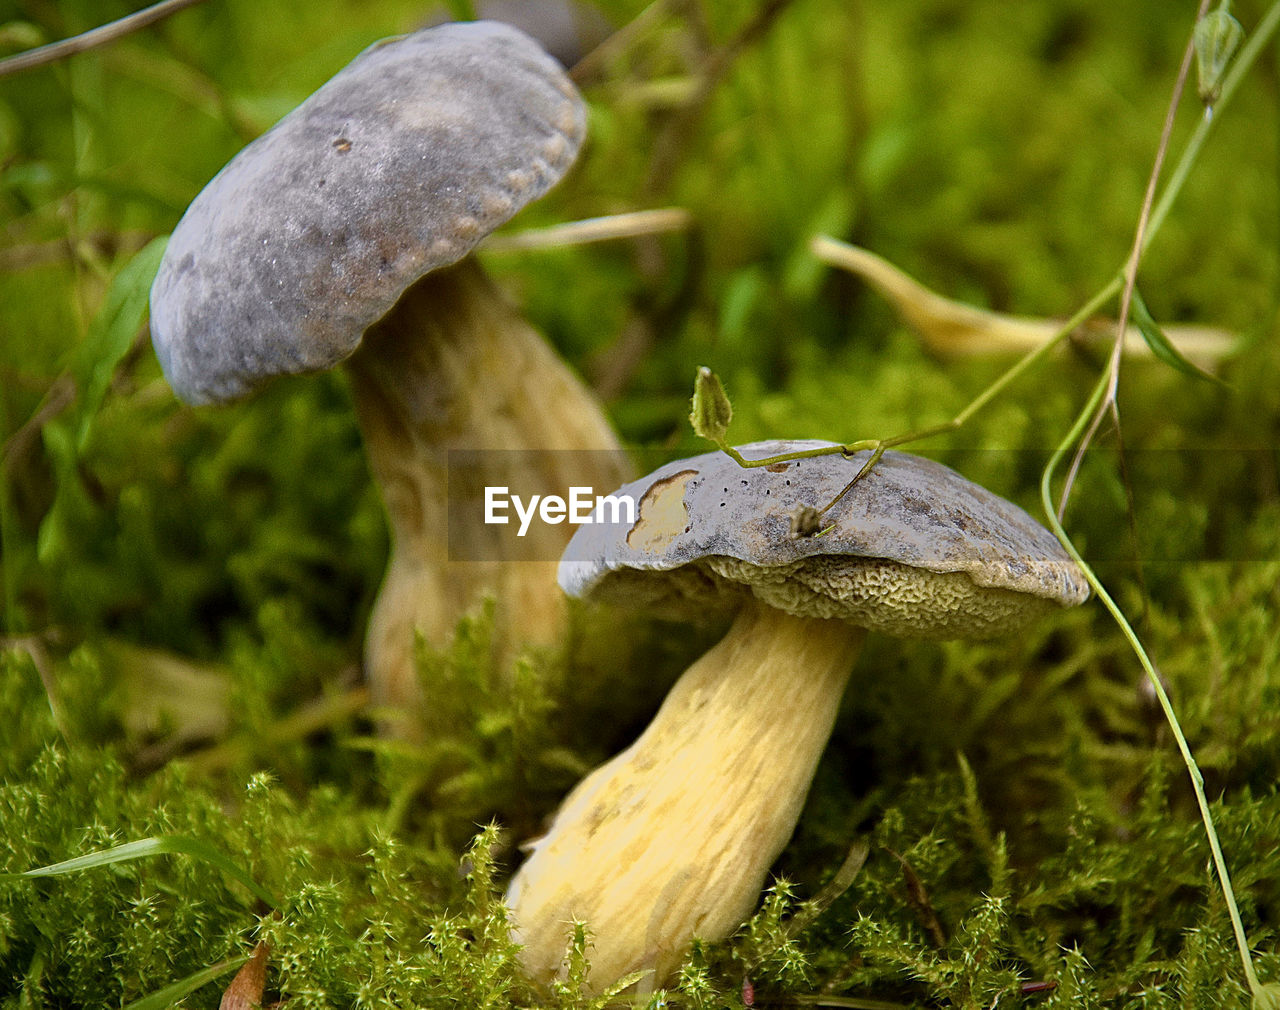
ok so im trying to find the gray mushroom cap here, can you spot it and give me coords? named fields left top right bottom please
left=149, top=20, right=585, bottom=405
left=560, top=440, right=1090, bottom=639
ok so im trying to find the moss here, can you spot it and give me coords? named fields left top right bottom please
left=3, top=0, right=1280, bottom=1005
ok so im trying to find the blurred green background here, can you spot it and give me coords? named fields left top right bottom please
left=2, top=0, right=1280, bottom=1006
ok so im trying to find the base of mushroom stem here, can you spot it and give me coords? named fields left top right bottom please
left=362, top=555, right=567, bottom=726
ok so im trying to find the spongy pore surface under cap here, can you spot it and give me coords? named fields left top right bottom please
left=559, top=441, right=1090, bottom=640
left=704, top=554, right=1061, bottom=639
left=149, top=20, right=585, bottom=405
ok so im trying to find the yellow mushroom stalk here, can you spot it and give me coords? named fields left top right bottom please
left=346, top=260, right=629, bottom=711
left=508, top=600, right=862, bottom=990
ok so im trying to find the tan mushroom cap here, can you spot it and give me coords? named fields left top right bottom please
left=559, top=440, right=1089, bottom=639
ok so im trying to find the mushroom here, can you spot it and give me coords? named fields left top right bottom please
left=505, top=439, right=1089, bottom=993
left=149, top=21, right=630, bottom=717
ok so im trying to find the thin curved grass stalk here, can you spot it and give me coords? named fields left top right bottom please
left=1039, top=5, right=1280, bottom=1001
left=1060, top=0, right=1280, bottom=510
left=1059, top=0, right=1207, bottom=513
left=689, top=267, right=1120, bottom=526
left=0, top=0, right=208, bottom=79
left=1039, top=365, right=1265, bottom=1002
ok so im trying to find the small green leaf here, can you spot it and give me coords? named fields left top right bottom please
left=71, top=235, right=168, bottom=451
left=121, top=955, right=250, bottom=1010
left=689, top=366, right=733, bottom=445
left=1129, top=289, right=1226, bottom=385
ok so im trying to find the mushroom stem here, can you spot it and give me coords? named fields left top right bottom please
left=344, top=257, right=629, bottom=715
left=506, top=598, right=865, bottom=993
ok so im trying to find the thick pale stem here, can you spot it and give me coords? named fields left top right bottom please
left=505, top=600, right=865, bottom=993
left=344, top=258, right=630, bottom=716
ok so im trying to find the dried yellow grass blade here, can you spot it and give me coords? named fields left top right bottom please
left=810, top=235, right=1237, bottom=370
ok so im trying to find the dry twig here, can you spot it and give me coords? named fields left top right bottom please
left=0, top=0, right=208, bottom=79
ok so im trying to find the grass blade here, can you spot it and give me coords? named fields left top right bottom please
left=1, top=834, right=278, bottom=907
left=1130, top=287, right=1226, bottom=384
left=121, top=954, right=250, bottom=1010
left=71, top=235, right=168, bottom=449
